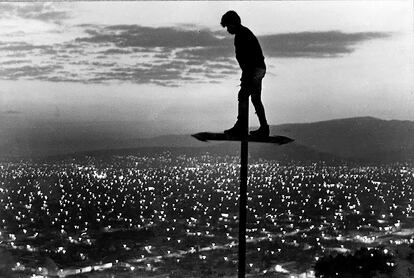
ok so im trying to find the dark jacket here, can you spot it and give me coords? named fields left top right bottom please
left=234, top=25, right=266, bottom=78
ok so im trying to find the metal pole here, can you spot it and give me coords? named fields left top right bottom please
left=238, top=99, right=248, bottom=278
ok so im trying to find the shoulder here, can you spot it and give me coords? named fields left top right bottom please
left=236, top=26, right=255, bottom=40
left=240, top=25, right=253, bottom=35
left=242, top=26, right=258, bottom=40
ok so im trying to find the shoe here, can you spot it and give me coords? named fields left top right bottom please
left=250, top=125, right=269, bottom=138
left=224, top=123, right=243, bottom=137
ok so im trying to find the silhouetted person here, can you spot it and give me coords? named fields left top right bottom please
left=221, top=10, right=269, bottom=137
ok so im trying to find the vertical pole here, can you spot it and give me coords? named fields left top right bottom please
left=238, top=98, right=248, bottom=278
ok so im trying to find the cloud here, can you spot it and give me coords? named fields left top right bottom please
left=4, top=110, right=22, bottom=115
left=260, top=31, right=391, bottom=58
left=0, top=59, right=31, bottom=65
left=0, top=23, right=392, bottom=87
left=100, top=48, right=134, bottom=55
left=0, top=65, right=63, bottom=80
left=0, top=3, right=71, bottom=24
left=0, top=42, right=52, bottom=52
left=176, top=46, right=234, bottom=62
left=0, top=4, right=14, bottom=15
left=76, top=25, right=228, bottom=48
left=75, top=25, right=390, bottom=58
left=85, top=62, right=189, bottom=87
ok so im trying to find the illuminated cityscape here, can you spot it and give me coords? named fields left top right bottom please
left=1, top=1, right=413, bottom=277
left=0, top=152, right=413, bottom=277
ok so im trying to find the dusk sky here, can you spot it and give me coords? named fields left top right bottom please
left=1, top=1, right=413, bottom=137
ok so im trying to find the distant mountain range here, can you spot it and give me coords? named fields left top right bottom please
left=271, top=116, right=414, bottom=162
left=1, top=117, right=413, bottom=163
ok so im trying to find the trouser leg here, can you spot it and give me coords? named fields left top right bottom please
left=247, top=68, right=268, bottom=127
left=237, top=87, right=249, bottom=126
left=251, top=93, right=268, bottom=127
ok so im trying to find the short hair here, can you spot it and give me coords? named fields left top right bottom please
left=220, top=10, right=241, bottom=27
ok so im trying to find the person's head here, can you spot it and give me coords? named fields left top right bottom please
left=220, top=10, right=241, bottom=35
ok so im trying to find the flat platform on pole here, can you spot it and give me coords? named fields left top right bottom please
left=192, top=132, right=294, bottom=145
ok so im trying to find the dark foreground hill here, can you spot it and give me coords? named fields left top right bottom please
left=1, top=117, right=413, bottom=163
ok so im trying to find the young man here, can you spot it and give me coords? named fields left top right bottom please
left=221, top=10, right=269, bottom=138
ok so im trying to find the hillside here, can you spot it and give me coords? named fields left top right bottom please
left=1, top=117, right=413, bottom=162
left=271, top=116, right=414, bottom=162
